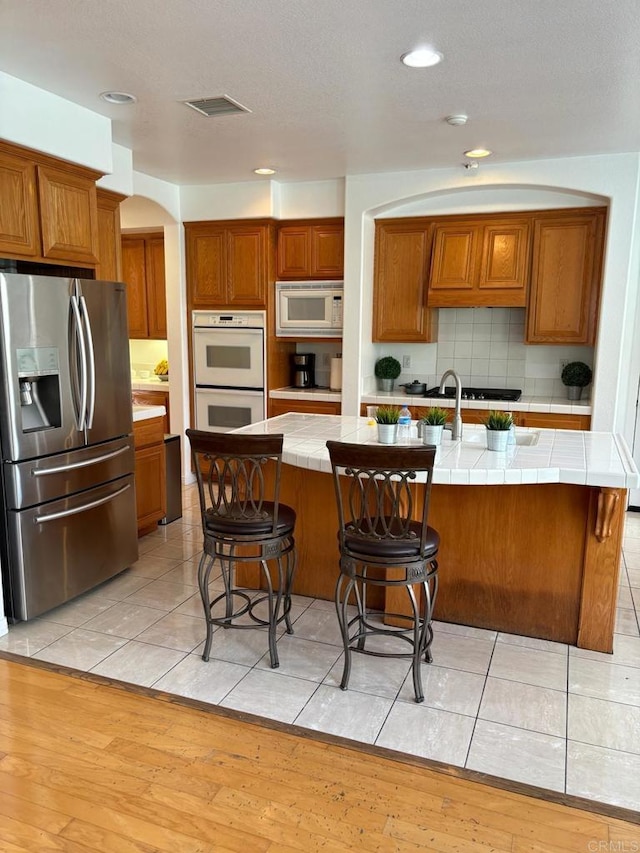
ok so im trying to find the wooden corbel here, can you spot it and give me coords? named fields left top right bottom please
left=595, top=488, right=620, bottom=543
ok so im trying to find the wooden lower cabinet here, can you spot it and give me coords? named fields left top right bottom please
left=359, top=405, right=590, bottom=430
left=133, top=416, right=166, bottom=536
left=270, top=398, right=341, bottom=417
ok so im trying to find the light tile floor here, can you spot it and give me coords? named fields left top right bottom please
left=3, top=484, right=640, bottom=813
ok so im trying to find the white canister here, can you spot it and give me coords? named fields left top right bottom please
left=330, top=354, right=342, bottom=391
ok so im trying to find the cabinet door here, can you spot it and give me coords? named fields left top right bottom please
left=478, top=221, right=530, bottom=304
left=0, top=150, right=40, bottom=257
left=37, top=165, right=99, bottom=263
left=95, top=190, right=123, bottom=282
left=373, top=221, right=436, bottom=342
left=270, top=399, right=341, bottom=417
left=135, top=443, right=166, bottom=534
left=311, top=224, right=344, bottom=277
left=186, top=225, right=227, bottom=307
left=428, top=223, right=481, bottom=305
left=526, top=212, right=604, bottom=344
left=277, top=226, right=310, bottom=278
left=145, top=237, right=167, bottom=338
left=226, top=224, right=268, bottom=307
left=519, top=412, right=590, bottom=430
left=122, top=237, right=149, bottom=338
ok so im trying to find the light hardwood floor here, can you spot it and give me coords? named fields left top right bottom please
left=0, top=655, right=637, bottom=852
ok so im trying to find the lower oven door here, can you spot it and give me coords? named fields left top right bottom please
left=194, top=388, right=266, bottom=433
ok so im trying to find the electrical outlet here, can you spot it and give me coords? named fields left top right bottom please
left=402, top=355, right=411, bottom=369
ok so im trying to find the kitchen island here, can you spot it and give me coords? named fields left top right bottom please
left=235, top=413, right=639, bottom=653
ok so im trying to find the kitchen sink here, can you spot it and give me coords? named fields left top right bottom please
left=458, top=431, right=540, bottom=447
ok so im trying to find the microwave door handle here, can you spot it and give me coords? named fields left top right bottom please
left=79, top=294, right=96, bottom=428
left=70, top=294, right=87, bottom=431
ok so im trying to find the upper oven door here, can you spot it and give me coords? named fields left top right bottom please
left=193, top=326, right=265, bottom=389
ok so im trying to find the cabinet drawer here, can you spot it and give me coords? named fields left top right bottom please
left=133, top=416, right=164, bottom=449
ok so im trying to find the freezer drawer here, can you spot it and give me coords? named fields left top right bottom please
left=3, top=436, right=135, bottom=510
left=6, top=473, right=138, bottom=620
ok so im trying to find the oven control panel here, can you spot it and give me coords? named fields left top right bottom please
left=193, top=310, right=266, bottom=330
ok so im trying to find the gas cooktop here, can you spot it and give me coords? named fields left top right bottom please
left=424, top=386, right=522, bottom=402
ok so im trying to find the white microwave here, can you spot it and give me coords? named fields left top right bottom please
left=276, top=281, right=343, bottom=337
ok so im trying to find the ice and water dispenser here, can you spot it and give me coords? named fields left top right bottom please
left=16, top=347, right=61, bottom=433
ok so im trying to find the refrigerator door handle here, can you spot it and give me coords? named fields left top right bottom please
left=31, top=444, right=131, bottom=477
left=79, top=294, right=96, bottom=428
left=33, top=483, right=131, bottom=525
left=70, top=293, right=88, bottom=431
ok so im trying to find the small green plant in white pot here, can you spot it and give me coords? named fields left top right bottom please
left=419, top=407, right=448, bottom=446
left=375, top=405, right=400, bottom=444
left=484, top=410, right=514, bottom=452
left=561, top=361, right=592, bottom=401
left=374, top=356, right=402, bottom=392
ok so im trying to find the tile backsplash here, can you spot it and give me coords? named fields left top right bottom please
left=371, top=308, right=594, bottom=397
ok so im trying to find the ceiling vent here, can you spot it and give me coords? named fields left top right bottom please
left=182, top=95, right=251, bottom=117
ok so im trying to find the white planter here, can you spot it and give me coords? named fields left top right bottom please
left=420, top=424, right=444, bottom=446
left=486, top=428, right=510, bottom=452
left=377, top=423, right=399, bottom=445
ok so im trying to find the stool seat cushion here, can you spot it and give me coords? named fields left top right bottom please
left=344, top=521, right=440, bottom=559
left=204, top=502, right=296, bottom=537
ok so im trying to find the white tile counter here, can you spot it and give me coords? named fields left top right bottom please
left=237, top=413, right=639, bottom=489
left=131, top=378, right=171, bottom=393
left=269, top=387, right=342, bottom=403
left=132, top=404, right=166, bottom=422
left=361, top=390, right=592, bottom=417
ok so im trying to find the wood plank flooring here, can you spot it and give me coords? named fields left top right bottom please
left=0, top=654, right=637, bottom=852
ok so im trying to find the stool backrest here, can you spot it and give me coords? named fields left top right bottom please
left=326, top=441, right=436, bottom=552
left=186, top=429, right=284, bottom=534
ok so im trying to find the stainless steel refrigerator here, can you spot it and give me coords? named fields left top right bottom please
left=0, top=272, right=138, bottom=621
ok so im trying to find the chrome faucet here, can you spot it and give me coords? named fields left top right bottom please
left=439, top=369, right=463, bottom=440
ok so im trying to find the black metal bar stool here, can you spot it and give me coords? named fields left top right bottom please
left=326, top=441, right=440, bottom=702
left=186, top=429, right=297, bottom=668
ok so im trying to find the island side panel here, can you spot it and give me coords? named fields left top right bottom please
left=427, top=483, right=588, bottom=644
left=577, top=487, right=625, bottom=653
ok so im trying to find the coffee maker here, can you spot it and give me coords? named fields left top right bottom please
left=291, top=353, right=316, bottom=388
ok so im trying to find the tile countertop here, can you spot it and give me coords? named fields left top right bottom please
left=132, top=404, right=166, bottom=422
left=270, top=387, right=591, bottom=415
left=270, top=387, right=342, bottom=403
left=131, top=378, right=171, bottom=392
left=235, top=413, right=639, bottom=489
left=361, top=391, right=592, bottom=416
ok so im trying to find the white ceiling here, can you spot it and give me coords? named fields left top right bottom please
left=2, top=1, right=640, bottom=186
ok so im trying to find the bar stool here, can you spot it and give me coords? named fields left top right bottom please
left=326, top=441, right=440, bottom=703
left=186, top=429, right=297, bottom=668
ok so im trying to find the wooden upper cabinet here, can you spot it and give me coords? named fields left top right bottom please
left=37, top=165, right=99, bottom=263
left=0, top=149, right=41, bottom=256
left=122, top=233, right=166, bottom=339
left=372, top=219, right=437, bottom=342
left=428, top=216, right=531, bottom=307
left=526, top=209, right=606, bottom=345
left=277, top=219, right=344, bottom=279
left=95, top=189, right=124, bottom=281
left=186, top=220, right=272, bottom=309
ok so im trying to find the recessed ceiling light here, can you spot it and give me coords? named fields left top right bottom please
left=253, top=167, right=276, bottom=176
left=445, top=114, right=468, bottom=126
left=464, top=148, right=492, bottom=158
left=100, top=91, right=137, bottom=105
left=401, top=47, right=443, bottom=68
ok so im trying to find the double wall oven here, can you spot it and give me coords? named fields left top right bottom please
left=192, top=311, right=266, bottom=433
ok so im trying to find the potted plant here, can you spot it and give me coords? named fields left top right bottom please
left=484, top=410, right=514, bottom=452
left=375, top=405, right=400, bottom=444
left=374, top=356, right=402, bottom=392
left=418, top=407, right=448, bottom=446
left=561, top=361, right=592, bottom=401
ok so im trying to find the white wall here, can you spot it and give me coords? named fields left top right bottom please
left=0, top=71, right=112, bottom=173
